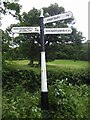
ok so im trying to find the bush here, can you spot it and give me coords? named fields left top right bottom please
left=48, top=80, right=88, bottom=120
left=3, top=68, right=89, bottom=92
left=2, top=67, right=89, bottom=119
left=47, top=69, right=89, bottom=85
left=2, top=80, right=88, bottom=119
left=3, top=69, right=40, bottom=92
left=2, top=84, right=41, bottom=119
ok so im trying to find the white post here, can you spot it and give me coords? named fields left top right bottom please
left=41, top=51, right=48, bottom=92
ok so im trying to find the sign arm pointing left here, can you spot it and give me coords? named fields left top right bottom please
left=11, top=27, right=40, bottom=34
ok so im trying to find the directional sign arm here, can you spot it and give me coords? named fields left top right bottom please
left=44, top=28, right=72, bottom=34
left=11, top=27, right=40, bottom=33
left=44, top=11, right=73, bottom=24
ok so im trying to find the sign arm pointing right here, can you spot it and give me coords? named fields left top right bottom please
left=44, top=11, right=73, bottom=24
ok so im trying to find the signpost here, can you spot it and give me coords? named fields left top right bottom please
left=39, top=9, right=49, bottom=112
left=12, top=9, right=73, bottom=118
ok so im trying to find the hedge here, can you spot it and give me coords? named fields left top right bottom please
left=2, top=68, right=89, bottom=119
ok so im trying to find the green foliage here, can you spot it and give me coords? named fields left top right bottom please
left=2, top=3, right=86, bottom=64
left=2, top=65, right=89, bottom=92
left=2, top=30, right=11, bottom=63
left=56, top=44, right=75, bottom=60
left=3, top=85, right=41, bottom=118
left=4, top=3, right=84, bottom=65
left=48, top=80, right=88, bottom=119
left=79, top=43, right=88, bottom=61
left=2, top=1, right=22, bottom=20
left=3, top=69, right=40, bottom=92
left=2, top=60, right=89, bottom=94
left=2, top=68, right=89, bottom=119
left=48, top=70, right=88, bottom=85
left=6, top=2, right=21, bottom=13
left=43, top=3, right=65, bottom=16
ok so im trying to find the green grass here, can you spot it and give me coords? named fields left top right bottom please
left=6, top=59, right=88, bottom=72
left=6, top=60, right=40, bottom=73
left=47, top=60, right=88, bottom=70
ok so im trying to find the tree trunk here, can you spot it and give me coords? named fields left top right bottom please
left=28, top=39, right=34, bottom=67
left=28, top=59, right=34, bottom=67
left=38, top=53, right=41, bottom=66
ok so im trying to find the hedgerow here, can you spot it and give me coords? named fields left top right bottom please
left=2, top=68, right=89, bottom=119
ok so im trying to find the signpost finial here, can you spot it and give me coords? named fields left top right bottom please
left=40, top=9, right=44, bottom=17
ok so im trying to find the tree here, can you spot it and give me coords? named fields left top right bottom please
left=1, top=1, right=22, bottom=20
left=9, top=4, right=73, bottom=66
left=6, top=3, right=85, bottom=65
left=79, top=42, right=88, bottom=61
left=2, top=30, right=12, bottom=62
left=69, top=27, right=85, bottom=60
left=42, top=3, right=84, bottom=61
left=10, top=8, right=41, bottom=66
left=1, top=1, right=22, bottom=63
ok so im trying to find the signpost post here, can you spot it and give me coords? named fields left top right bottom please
left=12, top=9, right=73, bottom=119
left=39, top=9, right=49, bottom=111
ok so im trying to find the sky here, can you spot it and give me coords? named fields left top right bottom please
left=1, top=0, right=89, bottom=41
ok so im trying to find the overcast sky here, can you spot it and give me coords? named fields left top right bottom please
left=1, top=0, right=89, bottom=40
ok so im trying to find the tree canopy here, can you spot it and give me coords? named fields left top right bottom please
left=2, top=2, right=86, bottom=66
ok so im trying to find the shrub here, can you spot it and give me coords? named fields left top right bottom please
left=3, top=68, right=89, bottom=93
left=2, top=84, right=41, bottom=119
left=48, top=80, right=88, bottom=120
left=47, top=69, right=89, bottom=85
left=3, top=69, right=40, bottom=92
left=2, top=68, right=89, bottom=119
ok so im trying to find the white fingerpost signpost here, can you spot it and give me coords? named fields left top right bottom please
left=39, top=10, right=73, bottom=111
left=39, top=9, right=49, bottom=111
left=12, top=9, right=73, bottom=116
